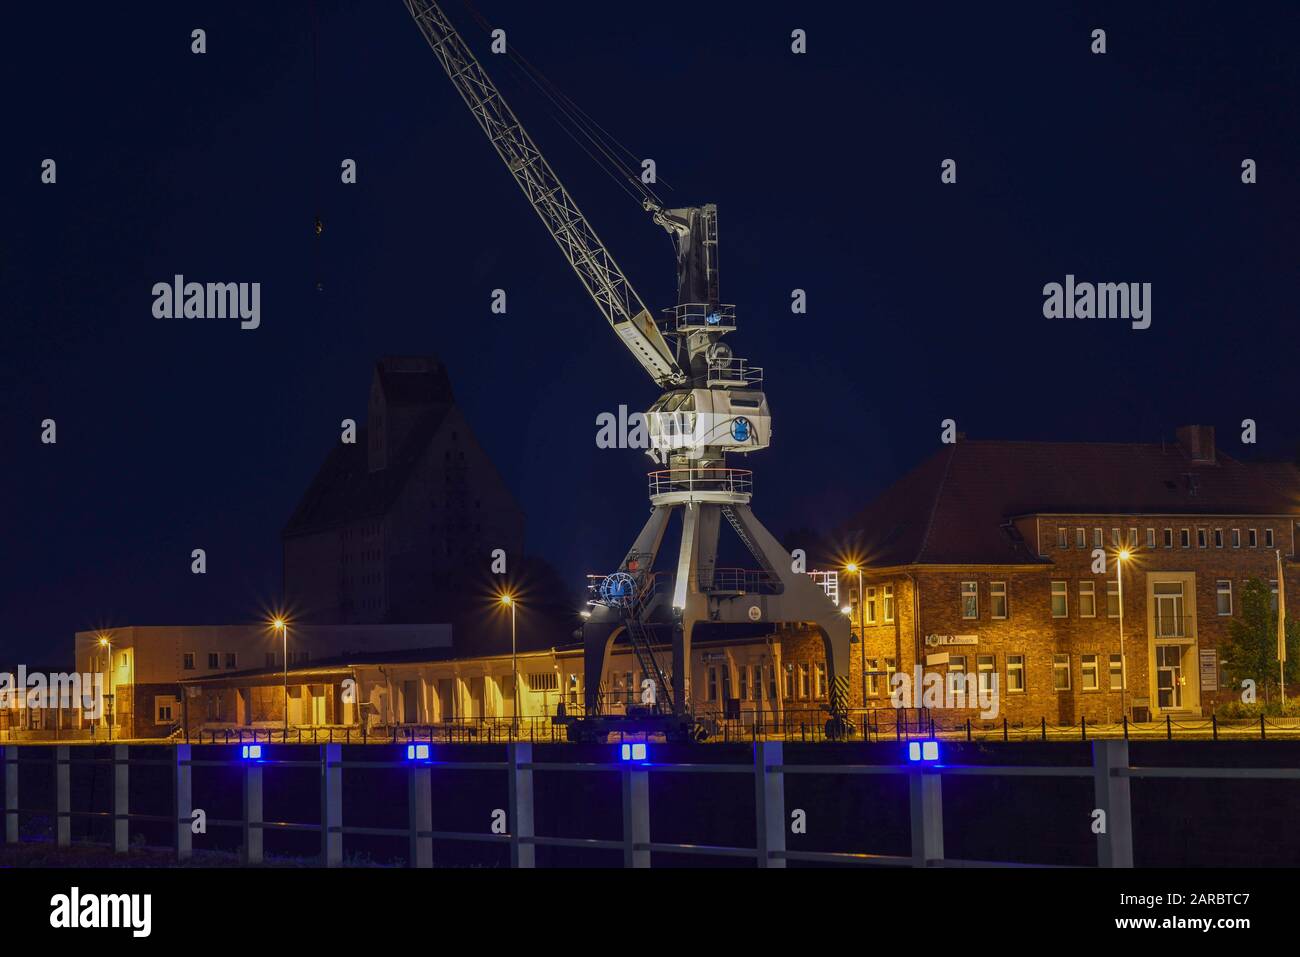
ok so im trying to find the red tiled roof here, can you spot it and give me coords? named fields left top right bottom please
left=842, top=439, right=1300, bottom=567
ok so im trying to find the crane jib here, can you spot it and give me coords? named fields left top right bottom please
left=404, top=0, right=686, bottom=387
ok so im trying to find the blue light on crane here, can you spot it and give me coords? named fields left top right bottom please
left=619, top=742, right=648, bottom=762
left=907, top=740, right=940, bottom=763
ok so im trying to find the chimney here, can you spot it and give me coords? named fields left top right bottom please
left=1175, top=424, right=1216, bottom=464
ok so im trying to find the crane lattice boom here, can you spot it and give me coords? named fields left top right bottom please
left=404, top=0, right=686, bottom=387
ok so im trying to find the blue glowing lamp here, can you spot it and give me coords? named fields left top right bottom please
left=907, top=740, right=940, bottom=763
left=619, top=742, right=648, bottom=762
left=241, top=744, right=263, bottom=760
left=406, top=743, right=431, bottom=761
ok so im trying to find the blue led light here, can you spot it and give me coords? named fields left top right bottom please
left=619, top=742, right=648, bottom=762
left=406, top=743, right=430, bottom=761
left=907, top=740, right=940, bottom=763
left=241, top=744, right=262, bottom=760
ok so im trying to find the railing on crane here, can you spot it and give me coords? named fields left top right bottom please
left=648, top=468, right=753, bottom=498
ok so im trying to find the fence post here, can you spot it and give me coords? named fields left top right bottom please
left=909, top=767, right=943, bottom=866
left=4, top=746, right=17, bottom=844
left=754, top=740, right=785, bottom=868
left=55, top=745, right=70, bottom=847
left=621, top=760, right=650, bottom=868
left=1092, top=739, right=1133, bottom=868
left=408, top=757, right=432, bottom=868
left=242, top=757, right=263, bottom=865
left=321, top=743, right=342, bottom=867
left=175, top=744, right=192, bottom=861
left=112, top=743, right=129, bottom=853
left=508, top=742, right=535, bottom=868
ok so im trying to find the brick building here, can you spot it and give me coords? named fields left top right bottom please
left=71, top=624, right=451, bottom=739
left=282, top=356, right=526, bottom=626
left=835, top=425, right=1300, bottom=727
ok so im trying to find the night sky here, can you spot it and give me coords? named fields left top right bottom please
left=4, top=1, right=1299, bottom=664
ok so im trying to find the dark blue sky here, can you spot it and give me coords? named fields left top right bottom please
left=4, top=1, right=1299, bottom=662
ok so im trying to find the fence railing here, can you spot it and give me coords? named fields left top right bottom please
left=4, top=740, right=1296, bottom=868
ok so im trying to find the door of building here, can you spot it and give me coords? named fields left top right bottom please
left=1156, top=645, right=1183, bottom=709
left=402, top=680, right=419, bottom=724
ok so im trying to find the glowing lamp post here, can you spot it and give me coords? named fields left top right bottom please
left=272, top=617, right=288, bottom=736
left=500, top=594, right=518, bottom=737
left=1115, top=550, right=1129, bottom=720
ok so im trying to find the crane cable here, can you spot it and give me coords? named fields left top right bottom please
left=457, top=0, right=670, bottom=211
left=311, top=0, right=324, bottom=291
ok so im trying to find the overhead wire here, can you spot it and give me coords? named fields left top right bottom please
left=457, top=0, right=669, bottom=210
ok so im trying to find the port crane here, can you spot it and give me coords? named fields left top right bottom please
left=404, top=0, right=851, bottom=740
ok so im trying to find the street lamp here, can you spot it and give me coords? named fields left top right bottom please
left=272, top=617, right=288, bottom=736
left=1115, top=549, right=1130, bottom=720
left=98, top=634, right=113, bottom=739
left=846, top=562, right=865, bottom=715
left=500, top=594, right=518, bottom=736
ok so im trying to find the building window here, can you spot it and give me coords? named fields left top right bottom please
left=977, top=655, right=996, bottom=695
left=1249, top=528, right=1258, bottom=547
left=961, top=581, right=978, bottom=619
left=1111, top=528, right=1121, bottom=546
left=1128, top=528, right=1138, bottom=548
left=815, top=662, right=827, bottom=699
left=1109, top=654, right=1125, bottom=691
left=1196, top=528, right=1207, bottom=548
left=866, top=658, right=880, bottom=697
left=208, top=653, right=219, bottom=669
left=182, top=653, right=195, bottom=671
left=799, top=663, right=810, bottom=700
left=1007, top=654, right=1025, bottom=693
left=1081, top=654, right=1099, bottom=691
left=568, top=673, right=581, bottom=705
left=1216, top=580, right=1233, bottom=616
left=1057, top=527, right=1068, bottom=548
left=865, top=587, right=877, bottom=623
left=1146, top=528, right=1156, bottom=548
left=1053, top=654, right=1071, bottom=691
left=1181, top=528, right=1191, bottom=548
left=1106, top=581, right=1119, bottom=618
left=990, top=581, right=1008, bottom=619
left=155, top=696, right=177, bottom=723
left=1231, top=528, right=1241, bottom=548
left=885, top=658, right=897, bottom=695
left=1051, top=581, right=1068, bottom=618
left=782, top=665, right=794, bottom=700
left=1093, top=528, right=1103, bottom=548
left=1270, top=580, right=1279, bottom=613
left=224, top=653, right=237, bottom=670
left=1075, top=528, right=1086, bottom=549
left=706, top=667, right=718, bottom=702
left=206, top=694, right=223, bottom=721
left=738, top=666, right=749, bottom=701
left=947, top=655, right=967, bottom=696
left=1213, top=529, right=1224, bottom=548
left=528, top=672, right=559, bottom=692
left=883, top=585, right=895, bottom=623
left=1265, top=528, right=1275, bottom=548
left=1078, top=581, right=1096, bottom=618
left=767, top=666, right=777, bottom=702
left=1163, top=528, right=1173, bottom=548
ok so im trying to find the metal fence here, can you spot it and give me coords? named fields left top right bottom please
left=3, top=740, right=1297, bottom=867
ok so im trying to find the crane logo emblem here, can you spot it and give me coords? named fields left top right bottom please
left=731, top=417, right=752, bottom=442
